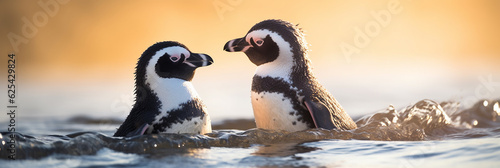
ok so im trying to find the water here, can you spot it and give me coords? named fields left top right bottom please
left=1, top=99, right=499, bottom=167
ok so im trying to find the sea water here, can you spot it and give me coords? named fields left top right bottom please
left=0, top=99, right=499, bottom=167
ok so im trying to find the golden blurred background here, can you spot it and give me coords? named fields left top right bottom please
left=1, top=0, right=499, bottom=122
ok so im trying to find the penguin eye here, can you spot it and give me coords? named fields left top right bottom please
left=255, top=39, right=264, bottom=46
left=249, top=37, right=265, bottom=47
left=170, top=55, right=181, bottom=62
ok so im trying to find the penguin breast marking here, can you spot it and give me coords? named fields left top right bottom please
left=153, top=112, right=211, bottom=134
left=114, top=41, right=213, bottom=137
left=147, top=78, right=211, bottom=134
left=251, top=91, right=309, bottom=132
left=147, top=78, right=199, bottom=116
left=223, top=19, right=358, bottom=131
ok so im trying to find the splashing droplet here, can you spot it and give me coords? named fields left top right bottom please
left=472, top=120, right=478, bottom=126
left=483, top=100, right=489, bottom=107
left=494, top=102, right=500, bottom=116
left=388, top=105, right=395, bottom=110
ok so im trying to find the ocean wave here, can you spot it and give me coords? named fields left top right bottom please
left=1, top=99, right=499, bottom=160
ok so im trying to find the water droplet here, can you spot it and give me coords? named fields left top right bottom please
left=388, top=105, right=395, bottom=110
left=483, top=100, right=489, bottom=107
left=472, top=120, right=478, bottom=126
left=1, top=141, right=5, bottom=145
left=494, top=102, right=500, bottom=116
left=154, top=144, right=157, bottom=148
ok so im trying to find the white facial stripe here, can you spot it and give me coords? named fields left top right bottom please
left=228, top=40, right=235, bottom=52
left=247, top=29, right=295, bottom=83
left=199, top=54, right=208, bottom=67
left=145, top=46, right=191, bottom=81
left=146, top=46, right=190, bottom=76
left=246, top=29, right=271, bottom=43
left=165, top=46, right=190, bottom=59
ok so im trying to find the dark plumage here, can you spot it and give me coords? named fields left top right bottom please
left=114, top=41, right=213, bottom=137
left=224, top=19, right=357, bottom=131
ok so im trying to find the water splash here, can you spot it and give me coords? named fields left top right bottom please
left=0, top=99, right=499, bottom=160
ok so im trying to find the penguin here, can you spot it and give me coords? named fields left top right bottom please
left=114, top=41, right=213, bottom=137
left=223, top=19, right=357, bottom=132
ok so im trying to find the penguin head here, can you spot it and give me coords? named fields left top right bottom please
left=136, top=41, right=213, bottom=85
left=223, top=19, right=308, bottom=67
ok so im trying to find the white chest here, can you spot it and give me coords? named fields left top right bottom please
left=146, top=78, right=211, bottom=134
left=163, top=115, right=212, bottom=134
left=148, top=78, right=199, bottom=113
left=251, top=91, right=309, bottom=132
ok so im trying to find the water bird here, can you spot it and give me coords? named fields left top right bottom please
left=224, top=19, right=357, bottom=132
left=114, top=41, right=213, bottom=137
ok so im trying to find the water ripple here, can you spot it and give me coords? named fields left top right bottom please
left=0, top=99, right=499, bottom=160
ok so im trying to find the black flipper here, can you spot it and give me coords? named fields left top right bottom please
left=304, top=99, right=336, bottom=130
left=113, top=104, right=156, bottom=137
left=125, top=123, right=150, bottom=137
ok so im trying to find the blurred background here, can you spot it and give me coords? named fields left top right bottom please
left=1, top=0, right=499, bottom=124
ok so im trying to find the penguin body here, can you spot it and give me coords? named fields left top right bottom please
left=224, top=19, right=357, bottom=131
left=114, top=41, right=213, bottom=137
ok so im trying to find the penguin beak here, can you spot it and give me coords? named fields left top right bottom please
left=184, top=53, right=213, bottom=68
left=224, top=37, right=251, bottom=52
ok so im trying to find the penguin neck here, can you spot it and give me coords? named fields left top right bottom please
left=146, top=78, right=199, bottom=113
left=254, top=53, right=314, bottom=86
left=254, top=45, right=296, bottom=83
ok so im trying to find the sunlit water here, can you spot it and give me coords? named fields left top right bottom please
left=1, top=99, right=499, bottom=167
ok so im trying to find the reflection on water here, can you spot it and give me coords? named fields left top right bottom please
left=145, top=148, right=209, bottom=159
left=252, top=143, right=319, bottom=158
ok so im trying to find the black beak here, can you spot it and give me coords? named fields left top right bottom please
left=223, top=37, right=251, bottom=52
left=184, top=53, right=214, bottom=68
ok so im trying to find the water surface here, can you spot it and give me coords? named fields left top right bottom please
left=1, top=99, right=499, bottom=167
